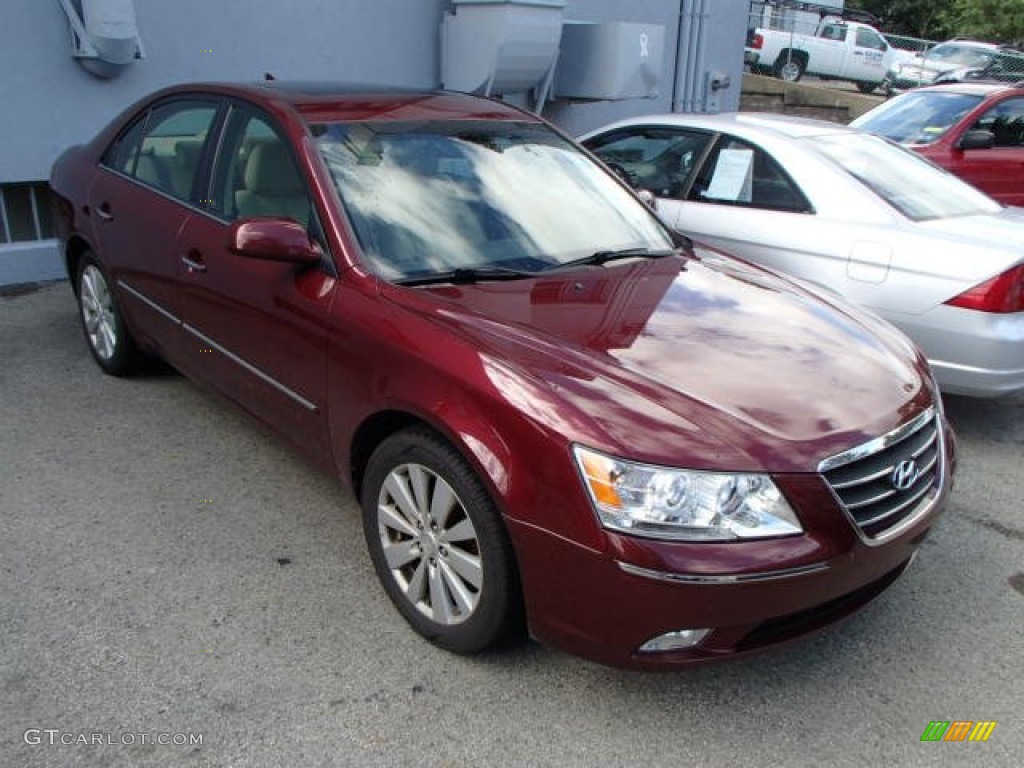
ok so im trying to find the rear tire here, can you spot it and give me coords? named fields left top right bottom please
left=774, top=55, right=806, bottom=82
left=856, top=81, right=881, bottom=94
left=75, top=252, right=142, bottom=376
left=360, top=428, right=524, bottom=654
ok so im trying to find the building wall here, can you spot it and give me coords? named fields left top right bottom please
left=0, top=0, right=748, bottom=284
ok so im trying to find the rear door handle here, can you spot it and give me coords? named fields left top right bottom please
left=181, top=249, right=207, bottom=273
left=95, top=203, right=114, bottom=221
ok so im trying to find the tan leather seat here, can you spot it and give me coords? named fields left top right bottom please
left=235, top=142, right=309, bottom=226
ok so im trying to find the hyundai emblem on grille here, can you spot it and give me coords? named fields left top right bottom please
left=891, top=459, right=920, bottom=491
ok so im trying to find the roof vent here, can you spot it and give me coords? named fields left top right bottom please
left=55, top=0, right=145, bottom=79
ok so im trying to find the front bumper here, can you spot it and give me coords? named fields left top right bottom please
left=508, top=419, right=955, bottom=669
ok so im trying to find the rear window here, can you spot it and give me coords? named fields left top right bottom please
left=807, top=133, right=1001, bottom=221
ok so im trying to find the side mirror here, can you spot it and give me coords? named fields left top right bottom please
left=958, top=130, right=995, bottom=150
left=228, top=217, right=322, bottom=264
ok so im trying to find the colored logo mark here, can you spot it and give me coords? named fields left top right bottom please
left=920, top=721, right=997, bottom=742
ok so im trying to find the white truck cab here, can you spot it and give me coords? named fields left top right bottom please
left=747, top=18, right=896, bottom=94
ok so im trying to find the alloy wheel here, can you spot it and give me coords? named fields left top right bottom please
left=80, top=264, right=118, bottom=361
left=375, top=462, right=483, bottom=625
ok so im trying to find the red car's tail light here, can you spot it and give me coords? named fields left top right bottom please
left=945, top=263, right=1024, bottom=313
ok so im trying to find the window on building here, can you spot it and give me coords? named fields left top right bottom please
left=0, top=182, right=56, bottom=244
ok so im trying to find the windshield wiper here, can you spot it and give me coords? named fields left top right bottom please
left=393, top=266, right=538, bottom=287
left=553, top=248, right=677, bottom=271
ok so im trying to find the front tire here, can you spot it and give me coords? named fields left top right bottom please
left=75, top=253, right=141, bottom=376
left=856, top=81, right=881, bottom=94
left=361, top=428, right=523, bottom=654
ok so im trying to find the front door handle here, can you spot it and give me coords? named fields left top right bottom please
left=95, top=203, right=114, bottom=222
left=181, top=249, right=207, bottom=273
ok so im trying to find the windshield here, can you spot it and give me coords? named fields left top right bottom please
left=924, top=43, right=995, bottom=68
left=806, top=133, right=1001, bottom=221
left=851, top=91, right=983, bottom=144
left=312, top=120, right=673, bottom=281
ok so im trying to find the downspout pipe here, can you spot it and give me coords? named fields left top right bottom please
left=672, top=0, right=711, bottom=113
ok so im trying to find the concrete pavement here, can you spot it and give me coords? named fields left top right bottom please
left=2, top=282, right=1021, bottom=767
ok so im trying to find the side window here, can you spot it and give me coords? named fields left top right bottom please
left=972, top=98, right=1024, bottom=148
left=123, top=101, right=218, bottom=200
left=855, top=28, right=886, bottom=52
left=103, top=116, right=148, bottom=175
left=688, top=137, right=811, bottom=213
left=821, top=24, right=847, bottom=42
left=212, top=111, right=311, bottom=227
left=583, top=128, right=712, bottom=199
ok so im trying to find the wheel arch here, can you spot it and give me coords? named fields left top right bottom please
left=65, top=235, right=95, bottom=294
left=348, top=407, right=515, bottom=516
left=775, top=49, right=809, bottom=68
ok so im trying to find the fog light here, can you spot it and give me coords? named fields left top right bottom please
left=638, top=629, right=710, bottom=653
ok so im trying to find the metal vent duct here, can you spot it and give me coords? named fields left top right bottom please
left=55, top=0, right=145, bottom=79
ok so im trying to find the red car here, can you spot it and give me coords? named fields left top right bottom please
left=852, top=82, right=1024, bottom=206
left=51, top=83, right=955, bottom=668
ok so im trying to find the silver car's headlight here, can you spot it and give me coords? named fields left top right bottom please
left=573, top=446, right=802, bottom=541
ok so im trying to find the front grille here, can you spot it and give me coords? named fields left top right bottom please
left=820, top=408, right=942, bottom=540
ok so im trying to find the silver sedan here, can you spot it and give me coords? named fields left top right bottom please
left=580, top=112, right=1024, bottom=398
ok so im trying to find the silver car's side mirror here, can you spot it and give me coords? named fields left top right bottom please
left=637, top=189, right=658, bottom=212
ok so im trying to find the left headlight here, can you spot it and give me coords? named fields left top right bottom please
left=573, top=446, right=802, bottom=541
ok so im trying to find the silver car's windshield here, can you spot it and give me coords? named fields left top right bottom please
left=806, top=133, right=1001, bottom=221
left=851, top=91, right=984, bottom=145
left=312, top=120, right=672, bottom=281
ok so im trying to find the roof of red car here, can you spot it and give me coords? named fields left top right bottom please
left=917, top=82, right=1024, bottom=97
left=162, top=81, right=537, bottom=124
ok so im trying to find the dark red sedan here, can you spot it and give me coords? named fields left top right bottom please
left=51, top=82, right=955, bottom=668
left=853, top=82, right=1024, bottom=206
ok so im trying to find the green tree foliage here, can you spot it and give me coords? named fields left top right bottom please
left=855, top=0, right=955, bottom=39
left=943, top=0, right=1024, bottom=43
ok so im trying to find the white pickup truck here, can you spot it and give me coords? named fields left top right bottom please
left=746, top=18, right=897, bottom=94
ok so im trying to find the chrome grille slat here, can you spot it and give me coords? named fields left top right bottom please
left=819, top=408, right=942, bottom=540
left=910, top=430, right=937, bottom=458
left=859, top=481, right=932, bottom=527
left=845, top=487, right=898, bottom=510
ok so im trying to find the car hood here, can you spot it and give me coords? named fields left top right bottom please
left=383, top=250, right=930, bottom=473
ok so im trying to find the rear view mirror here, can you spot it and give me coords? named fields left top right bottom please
left=228, top=218, right=322, bottom=264
left=958, top=130, right=995, bottom=150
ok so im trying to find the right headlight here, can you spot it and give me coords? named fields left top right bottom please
left=573, top=446, right=802, bottom=542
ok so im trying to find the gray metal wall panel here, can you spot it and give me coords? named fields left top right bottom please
left=545, top=0, right=748, bottom=136
left=1, top=0, right=749, bottom=283
left=0, top=0, right=446, bottom=183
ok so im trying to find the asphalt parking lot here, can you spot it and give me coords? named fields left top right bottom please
left=2, top=282, right=1022, bottom=768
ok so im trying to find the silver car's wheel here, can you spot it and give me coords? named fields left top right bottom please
left=361, top=428, right=524, bottom=654
left=75, top=252, right=141, bottom=376
left=376, top=462, right=482, bottom=624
